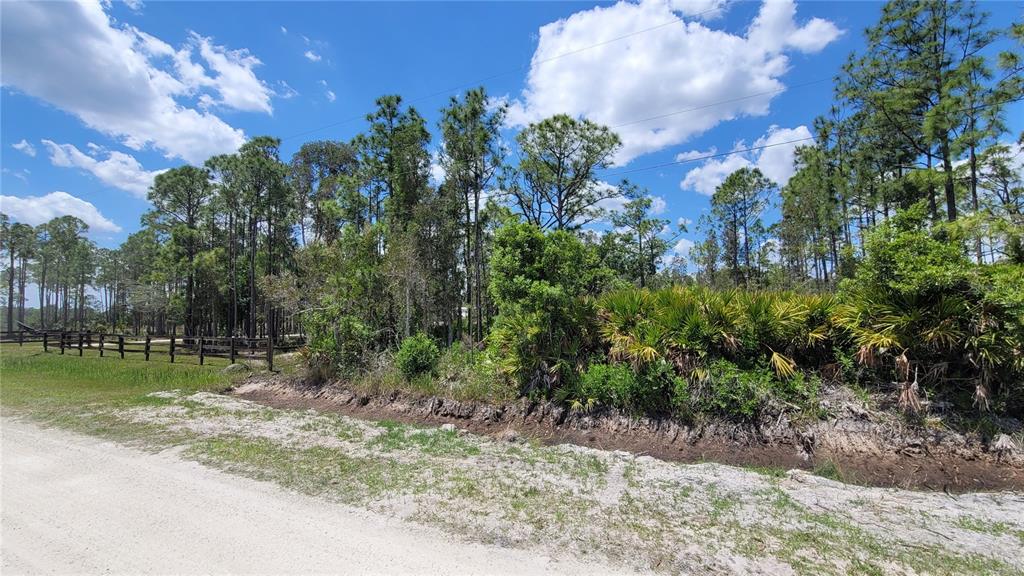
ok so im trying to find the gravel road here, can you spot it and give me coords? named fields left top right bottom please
left=0, top=419, right=622, bottom=575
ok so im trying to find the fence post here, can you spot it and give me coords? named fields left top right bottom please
left=78, top=333, right=84, bottom=356
left=86, top=331, right=92, bottom=351
left=118, top=335, right=125, bottom=359
left=199, top=336, right=205, bottom=366
left=170, top=335, right=176, bottom=363
left=99, top=334, right=105, bottom=357
left=18, top=331, right=24, bottom=346
left=266, top=336, right=274, bottom=372
left=43, top=332, right=49, bottom=352
left=60, top=332, right=65, bottom=355
left=145, top=335, right=151, bottom=361
left=230, top=336, right=236, bottom=364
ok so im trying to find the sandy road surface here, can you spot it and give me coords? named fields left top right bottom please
left=0, top=419, right=624, bottom=575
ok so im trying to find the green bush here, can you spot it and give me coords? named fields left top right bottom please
left=487, top=222, right=610, bottom=394
left=575, top=363, right=637, bottom=409
left=302, top=306, right=373, bottom=377
left=687, top=359, right=818, bottom=420
left=396, top=333, right=440, bottom=379
left=434, top=344, right=514, bottom=402
left=572, top=360, right=678, bottom=413
left=834, top=205, right=1024, bottom=415
left=598, top=285, right=835, bottom=381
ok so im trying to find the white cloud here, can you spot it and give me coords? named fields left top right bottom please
left=679, top=150, right=751, bottom=196
left=428, top=150, right=446, bottom=186
left=506, top=0, right=841, bottom=164
left=325, top=90, right=337, bottom=103
left=0, top=191, right=121, bottom=233
left=276, top=80, right=299, bottom=99
left=591, top=183, right=668, bottom=222
left=42, top=140, right=165, bottom=198
left=747, top=0, right=842, bottom=54
left=754, top=125, right=813, bottom=185
left=188, top=33, right=273, bottom=114
left=650, top=195, right=667, bottom=215
left=304, top=50, right=322, bottom=62
left=672, top=237, right=695, bottom=262
left=668, top=0, right=728, bottom=20
left=12, top=139, right=36, bottom=157
left=2, top=168, right=30, bottom=183
left=123, top=0, right=144, bottom=12
left=0, top=0, right=275, bottom=163
left=280, top=26, right=288, bottom=34
left=679, top=124, right=812, bottom=195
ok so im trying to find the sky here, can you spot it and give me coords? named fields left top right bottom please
left=2, top=0, right=1022, bottom=264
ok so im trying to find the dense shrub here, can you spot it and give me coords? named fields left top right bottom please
left=487, top=222, right=610, bottom=394
left=576, top=363, right=637, bottom=407
left=433, top=344, right=514, bottom=402
left=598, top=285, right=835, bottom=381
left=303, top=306, right=374, bottom=377
left=686, top=359, right=819, bottom=420
left=396, top=333, right=440, bottom=378
left=834, top=205, right=1024, bottom=415
left=570, top=360, right=679, bottom=414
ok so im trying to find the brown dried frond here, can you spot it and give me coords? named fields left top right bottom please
left=856, top=345, right=876, bottom=367
left=974, top=376, right=991, bottom=412
left=897, top=366, right=922, bottom=414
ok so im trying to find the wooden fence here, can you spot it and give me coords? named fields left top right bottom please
left=0, top=330, right=304, bottom=371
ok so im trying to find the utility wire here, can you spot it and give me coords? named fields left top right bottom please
left=282, top=4, right=725, bottom=141
left=598, top=94, right=1024, bottom=179
left=602, top=136, right=815, bottom=178
left=311, top=75, right=834, bottom=177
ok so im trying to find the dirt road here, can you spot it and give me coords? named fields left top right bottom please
left=0, top=419, right=622, bottom=575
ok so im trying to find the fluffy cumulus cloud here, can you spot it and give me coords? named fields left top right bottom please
left=506, top=0, right=841, bottom=164
left=12, top=139, right=36, bottom=157
left=0, top=0, right=280, bottom=164
left=672, top=237, right=695, bottom=260
left=591, top=181, right=668, bottom=223
left=304, top=50, right=322, bottom=62
left=679, top=124, right=813, bottom=195
left=42, top=140, right=166, bottom=198
left=187, top=33, right=274, bottom=114
left=0, top=191, right=121, bottom=233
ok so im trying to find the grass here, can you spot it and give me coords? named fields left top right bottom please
left=1, top=344, right=232, bottom=411
left=367, top=420, right=481, bottom=457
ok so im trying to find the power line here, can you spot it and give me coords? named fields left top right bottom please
left=609, top=78, right=830, bottom=130
left=602, top=137, right=815, bottom=178
left=307, top=75, right=834, bottom=178
left=599, top=94, right=1024, bottom=179
left=282, top=4, right=725, bottom=142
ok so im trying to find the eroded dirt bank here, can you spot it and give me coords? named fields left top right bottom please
left=234, top=374, right=1024, bottom=492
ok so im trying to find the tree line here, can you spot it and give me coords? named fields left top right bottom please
left=691, top=2, right=1023, bottom=290
left=2, top=0, right=1022, bottom=417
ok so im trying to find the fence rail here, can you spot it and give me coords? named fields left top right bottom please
left=0, top=330, right=304, bottom=371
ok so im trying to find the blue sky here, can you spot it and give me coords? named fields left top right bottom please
left=2, top=0, right=1022, bottom=261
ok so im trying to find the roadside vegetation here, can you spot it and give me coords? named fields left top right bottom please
left=2, top=4, right=1022, bottom=430
left=2, top=346, right=1022, bottom=575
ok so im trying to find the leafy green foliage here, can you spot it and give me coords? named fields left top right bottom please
left=571, top=361, right=678, bottom=414
left=395, top=333, right=440, bottom=379
left=487, top=222, right=610, bottom=393
left=834, top=205, right=1024, bottom=414
left=690, top=360, right=819, bottom=420
left=304, top=306, right=374, bottom=379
